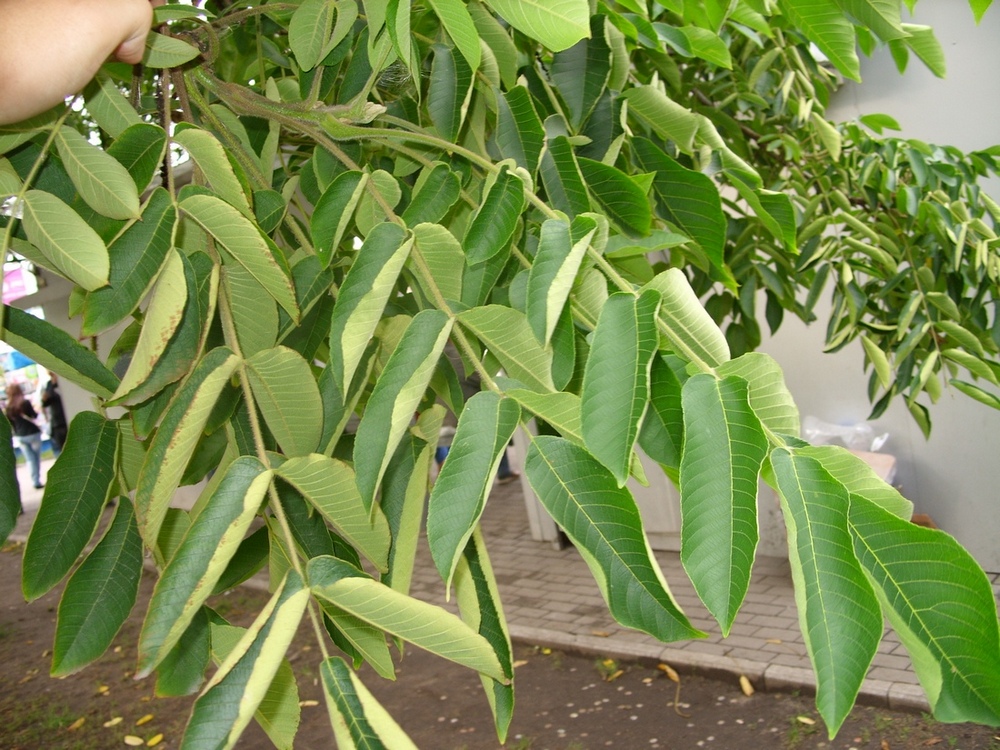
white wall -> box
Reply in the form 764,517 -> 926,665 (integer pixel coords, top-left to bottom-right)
760,0 -> 1000,571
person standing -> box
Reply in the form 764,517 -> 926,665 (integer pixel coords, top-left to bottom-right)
41,373 -> 67,456
5,384 -> 44,489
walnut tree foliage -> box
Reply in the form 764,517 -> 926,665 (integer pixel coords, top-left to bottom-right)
2,0 -> 1000,746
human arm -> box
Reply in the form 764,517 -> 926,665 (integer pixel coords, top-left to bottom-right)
0,0 -> 158,125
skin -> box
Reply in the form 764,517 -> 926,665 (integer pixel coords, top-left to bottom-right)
0,0 -> 160,125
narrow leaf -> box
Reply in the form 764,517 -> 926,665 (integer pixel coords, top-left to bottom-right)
428,392 -> 519,589
525,435 -> 703,642
137,458 -> 272,677
644,268 -> 731,370
329,222 -> 413,392
771,448 -> 882,736
354,310 -> 453,512
56,125 -> 141,220
464,167 -> 525,264
83,72 -> 142,139
52,498 -> 142,675
401,164 -> 461,227
412,223 -> 464,303
309,556 -> 507,680
181,571 -> 309,750
321,657 -> 417,749
246,347 -> 324,457
428,44 -> 473,142
0,305 -> 119,397
679,374 -> 768,635
22,412 -> 118,601
526,215 -> 596,345
289,0 -> 337,70
427,0 -> 482,71
779,0 -> 861,81
849,495 -> 1000,725
173,127 -> 253,217
135,347 -> 241,548
458,305 -> 555,392
581,291 -> 660,485
275,454 -> 392,571
495,87 -> 545,173
578,157 -> 652,236
540,135 -> 591,217
21,190 -> 109,290
0,416 -> 18,545
311,171 -> 367,267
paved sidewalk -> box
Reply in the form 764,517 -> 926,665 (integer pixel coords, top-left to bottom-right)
8,457 -> 999,715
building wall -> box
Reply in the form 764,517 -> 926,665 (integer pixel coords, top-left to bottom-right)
759,0 -> 1000,571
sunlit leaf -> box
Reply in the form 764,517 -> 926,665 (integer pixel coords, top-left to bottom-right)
246,347 -> 324,457
21,190 -> 109,291
483,0 -> 589,52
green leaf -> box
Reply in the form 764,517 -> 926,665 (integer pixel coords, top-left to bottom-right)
143,31 -> 202,68
578,158 -> 652,236
137,457 -> 272,677
901,24 -> 946,77
551,25 -> 611,129
458,305 -> 555,392
969,0 -> 993,23
779,0 -> 861,81
329,222 -> 413,393
0,416 -> 18,545
526,215 -> 597,345
21,190 -> 109,291
156,607 -> 211,697
833,0 -> 907,40
173,127 -> 253,217
464,167 -> 526,264
622,86 -> 699,152
540,135 -> 591,217
81,188 -> 175,336
848,495 -> 1000,725
110,249 -> 187,403
106,122 -> 168,192
453,527 -> 515,742
644,268 -> 731,370
355,169 -> 402,237
401,163 -> 461,227
181,571 -> 309,750
525,436 -> 702,641
0,305 -> 119,398
949,379 -> 1000,410
860,335 -> 893,389
794,445 -> 912,519
638,355 -> 685,477
382,408 -> 442,593
428,44 -> 474,142
729,177 -> 798,253
354,309 -> 453,512
83,72 -> 142,139
770,448 -> 883,736
289,0 -> 337,70
56,125 -> 140,220
717,352 -> 799,437
679,374 -> 769,635
181,193 -> 298,319
632,139 -> 727,276
135,347 -> 241,549
495,87 -> 545,174
22,412 -> 119,601
427,0 -> 482,71
506,389 -> 583,444
469,2 -> 519,87
246,347 -> 324,457
412,223 -> 464,302
224,261 -> 278,358
483,0 -> 589,52
274,454 -> 392,571
581,291 -> 660,485
427,392 -> 520,589
52,498 -> 142,675
809,112 -> 843,161
321,656 -> 418,749
309,556 -> 507,680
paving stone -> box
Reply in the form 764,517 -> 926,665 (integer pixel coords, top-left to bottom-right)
888,683 -> 930,713
764,664 -> 816,694
868,666 -> 920,685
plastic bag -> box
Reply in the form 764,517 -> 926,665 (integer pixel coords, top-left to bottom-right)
802,415 -> 888,452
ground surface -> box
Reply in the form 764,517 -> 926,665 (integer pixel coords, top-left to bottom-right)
1,540 -> 998,750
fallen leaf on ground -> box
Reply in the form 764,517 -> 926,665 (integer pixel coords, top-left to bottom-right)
299,700 -> 319,707
657,663 -> 679,682
136,714 -> 154,726
97,684 -> 110,694
605,669 -> 624,682
881,740 -> 890,750
796,716 -> 815,725
104,717 -> 123,728
512,660 -> 528,668
591,631 -> 610,637
147,734 -> 164,746
124,737 -> 144,747
765,638 -> 782,644
68,717 -> 86,731
739,674 -> 754,696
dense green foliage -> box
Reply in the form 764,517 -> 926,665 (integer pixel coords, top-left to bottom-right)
2,0 -> 1000,746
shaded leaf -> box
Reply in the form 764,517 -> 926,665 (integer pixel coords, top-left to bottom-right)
246,346 -> 324,457
458,305 -> 555,392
